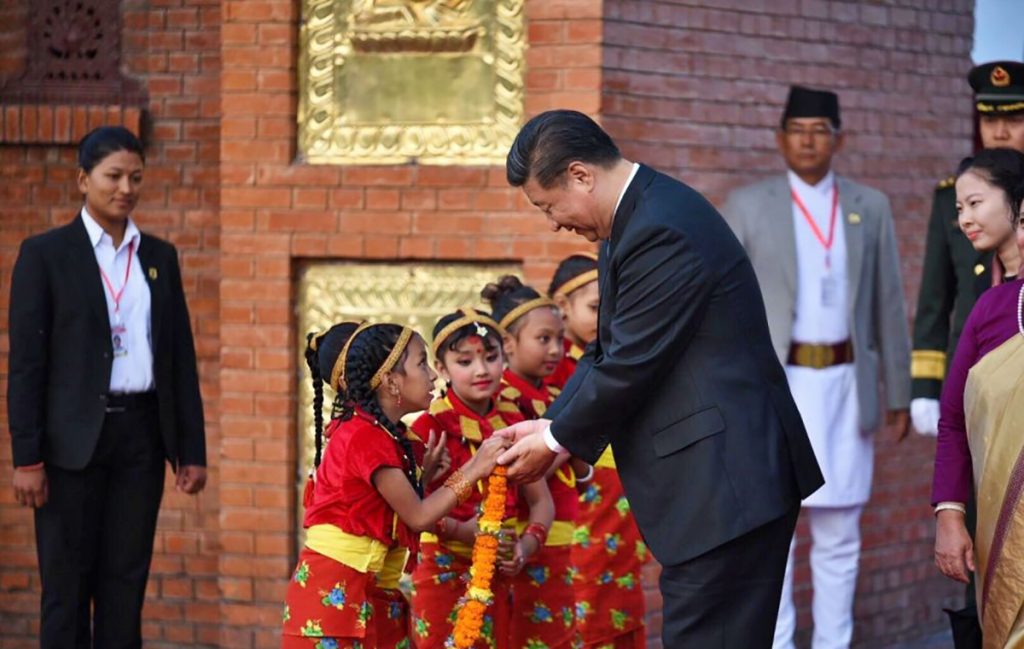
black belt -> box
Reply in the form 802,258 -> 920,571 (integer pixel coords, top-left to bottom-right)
105,391 -> 157,413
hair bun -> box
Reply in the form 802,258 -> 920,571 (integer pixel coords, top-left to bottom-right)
481,274 -> 524,307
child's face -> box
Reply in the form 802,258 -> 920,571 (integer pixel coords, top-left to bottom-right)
504,307 -> 565,381
394,335 -> 437,414
559,280 -> 598,346
437,334 -> 504,410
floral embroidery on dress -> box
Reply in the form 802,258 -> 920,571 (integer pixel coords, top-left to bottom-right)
300,619 -> 324,637
561,606 -> 574,627
529,602 -> 554,624
603,533 -> 622,555
293,561 -> 312,588
413,615 -> 431,638
320,583 -> 347,609
314,639 -> 338,649
615,573 -> 637,590
282,604 -> 291,623
614,496 -> 630,517
575,601 -> 592,623
634,540 -> 647,562
356,601 -> 373,627
610,609 -> 630,631
525,639 -> 550,649
526,564 -> 550,586
580,484 -> 602,506
572,526 -> 591,548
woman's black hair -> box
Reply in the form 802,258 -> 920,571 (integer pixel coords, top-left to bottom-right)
956,147 -> 1024,225
432,309 -> 503,361
548,253 -> 599,297
78,126 -> 145,173
306,322 -> 421,495
481,275 -> 549,335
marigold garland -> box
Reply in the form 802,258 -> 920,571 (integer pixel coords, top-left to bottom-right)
446,465 -> 508,649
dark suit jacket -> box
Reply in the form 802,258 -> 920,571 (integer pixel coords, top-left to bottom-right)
8,215 -> 206,471
545,165 -> 823,566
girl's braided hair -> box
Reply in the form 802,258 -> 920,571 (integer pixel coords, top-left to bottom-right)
305,322 -> 421,495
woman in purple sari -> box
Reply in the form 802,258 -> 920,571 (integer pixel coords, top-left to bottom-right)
933,148 -> 1024,648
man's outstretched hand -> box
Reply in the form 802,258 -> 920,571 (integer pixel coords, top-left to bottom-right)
496,418 -> 562,483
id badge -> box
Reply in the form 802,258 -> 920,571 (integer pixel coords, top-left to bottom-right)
821,275 -> 839,308
111,323 -> 128,358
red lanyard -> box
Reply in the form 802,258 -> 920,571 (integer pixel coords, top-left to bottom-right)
791,186 -> 839,270
98,241 -> 134,317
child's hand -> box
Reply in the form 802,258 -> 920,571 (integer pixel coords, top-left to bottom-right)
470,435 -> 511,477
497,530 -> 521,576
421,430 -> 450,487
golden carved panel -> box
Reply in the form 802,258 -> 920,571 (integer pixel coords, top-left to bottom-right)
294,261 -> 519,527
298,0 -> 526,165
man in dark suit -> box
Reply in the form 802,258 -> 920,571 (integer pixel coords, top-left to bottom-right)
8,126 -> 206,648
496,110 -> 824,647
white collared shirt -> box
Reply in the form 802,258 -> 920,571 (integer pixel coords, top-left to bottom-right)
81,207 -> 155,393
787,170 -> 850,343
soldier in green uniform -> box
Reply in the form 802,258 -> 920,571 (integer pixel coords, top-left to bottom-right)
911,60 -> 1024,433
912,60 -> 1024,649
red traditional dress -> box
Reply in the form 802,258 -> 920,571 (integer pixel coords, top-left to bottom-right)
282,410 -> 418,649
501,370 -> 578,649
407,390 -> 524,649
543,345 -> 648,649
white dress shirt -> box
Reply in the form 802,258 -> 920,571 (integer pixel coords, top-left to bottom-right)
787,170 -> 849,343
81,207 -> 155,393
543,162 -> 640,454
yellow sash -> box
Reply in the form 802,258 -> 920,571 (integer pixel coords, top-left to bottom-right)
419,532 -> 474,558
305,524 -> 409,588
595,445 -> 616,469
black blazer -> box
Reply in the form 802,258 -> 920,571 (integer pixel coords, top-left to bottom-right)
7,215 -> 206,471
546,165 -> 823,565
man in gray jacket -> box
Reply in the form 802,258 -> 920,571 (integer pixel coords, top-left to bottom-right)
721,86 -> 911,649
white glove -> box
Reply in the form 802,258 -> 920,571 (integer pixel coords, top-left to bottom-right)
911,398 -> 940,437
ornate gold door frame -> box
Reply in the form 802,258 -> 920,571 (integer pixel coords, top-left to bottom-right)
298,0 -> 526,165
294,260 -> 519,538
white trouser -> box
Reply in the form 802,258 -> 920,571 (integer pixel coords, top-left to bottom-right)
773,505 -> 863,649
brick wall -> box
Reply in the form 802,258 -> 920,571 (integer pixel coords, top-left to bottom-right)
601,1 -> 974,646
1,0 -> 977,647
0,0 -> 221,646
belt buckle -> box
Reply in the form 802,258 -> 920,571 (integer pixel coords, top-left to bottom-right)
797,344 -> 834,370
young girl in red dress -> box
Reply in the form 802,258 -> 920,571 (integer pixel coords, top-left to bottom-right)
282,321 -> 508,649
408,308 -> 555,649
549,256 -> 648,649
483,276 -> 582,649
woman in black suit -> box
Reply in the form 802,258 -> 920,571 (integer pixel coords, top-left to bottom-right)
8,126 -> 207,648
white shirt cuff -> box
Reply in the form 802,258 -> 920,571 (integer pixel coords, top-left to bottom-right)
542,425 -> 566,454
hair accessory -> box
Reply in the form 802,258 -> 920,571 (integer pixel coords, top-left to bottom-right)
431,308 -> 502,357
330,322 -> 372,391
370,326 -> 414,390
553,268 -> 599,299
443,467 -> 474,505
497,297 -> 556,331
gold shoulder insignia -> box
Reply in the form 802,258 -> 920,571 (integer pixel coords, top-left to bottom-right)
501,386 -> 521,400
496,400 -> 520,414
936,176 -> 955,190
429,398 -> 453,415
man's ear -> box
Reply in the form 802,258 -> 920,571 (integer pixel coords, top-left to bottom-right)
566,160 -> 596,191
